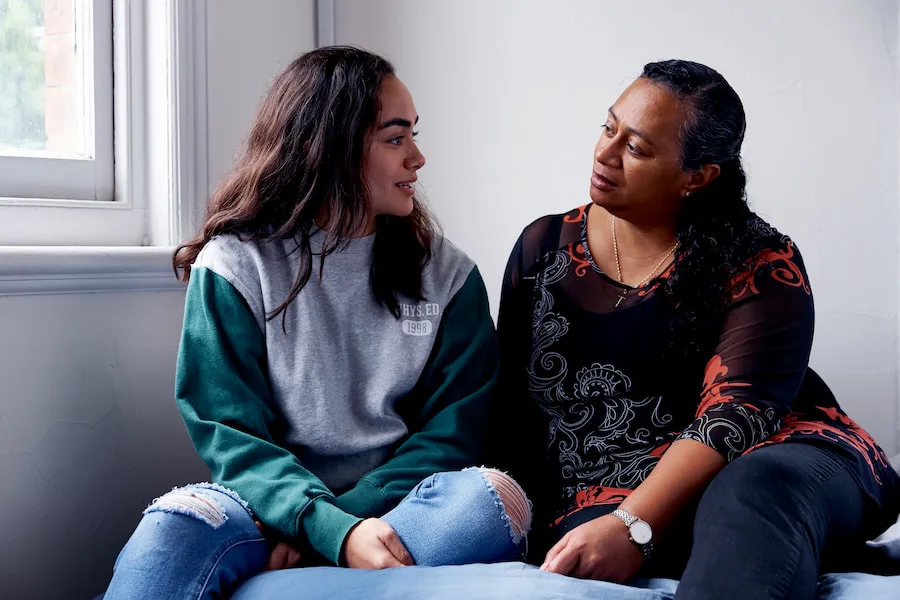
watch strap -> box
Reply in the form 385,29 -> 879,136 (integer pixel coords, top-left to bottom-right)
612,508 -> 654,560
612,508 -> 637,527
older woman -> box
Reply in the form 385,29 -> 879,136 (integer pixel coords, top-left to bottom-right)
490,59 -> 900,599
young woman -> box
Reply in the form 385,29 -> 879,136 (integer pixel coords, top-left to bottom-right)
102,46 -> 530,599
491,59 -> 900,599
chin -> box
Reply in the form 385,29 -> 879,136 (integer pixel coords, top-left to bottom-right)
384,200 -> 415,219
371,196 -> 416,220
589,186 -> 616,208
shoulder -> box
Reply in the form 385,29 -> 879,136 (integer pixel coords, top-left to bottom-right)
425,235 -> 479,301
513,205 -> 589,271
193,234 -> 291,321
196,233 -> 297,275
195,234 -> 263,286
520,205 -> 586,241
726,224 -> 812,304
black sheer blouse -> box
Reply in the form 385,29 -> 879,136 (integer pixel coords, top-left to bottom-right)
493,204 -> 897,534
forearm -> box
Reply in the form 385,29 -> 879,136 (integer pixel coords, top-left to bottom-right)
618,439 -> 725,535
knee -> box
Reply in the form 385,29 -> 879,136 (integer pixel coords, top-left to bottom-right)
143,482 -> 254,530
108,484 -> 268,595
697,451 -> 801,521
471,467 -> 533,543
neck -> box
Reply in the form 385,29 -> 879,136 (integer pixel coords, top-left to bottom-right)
361,215 -> 377,236
591,206 -> 678,258
313,211 -> 377,238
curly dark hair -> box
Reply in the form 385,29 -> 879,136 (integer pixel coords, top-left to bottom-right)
173,46 -> 435,326
641,60 -> 781,373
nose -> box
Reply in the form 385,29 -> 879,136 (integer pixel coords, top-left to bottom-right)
595,135 -> 622,169
407,142 -> 426,171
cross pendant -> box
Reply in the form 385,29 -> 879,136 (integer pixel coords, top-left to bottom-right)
615,290 -> 627,308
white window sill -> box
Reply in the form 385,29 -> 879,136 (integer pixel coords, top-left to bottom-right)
0,246 -> 185,295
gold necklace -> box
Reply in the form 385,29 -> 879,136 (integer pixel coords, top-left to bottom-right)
611,215 -> 678,308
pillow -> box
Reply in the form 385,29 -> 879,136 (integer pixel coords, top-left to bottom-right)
867,518 -> 900,560
865,454 -> 900,560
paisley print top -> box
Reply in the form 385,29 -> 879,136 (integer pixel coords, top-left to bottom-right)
492,204 -> 897,533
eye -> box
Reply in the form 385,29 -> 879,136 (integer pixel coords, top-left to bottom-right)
388,136 -> 403,146
626,142 -> 644,157
413,130 -> 419,138
601,123 -> 614,137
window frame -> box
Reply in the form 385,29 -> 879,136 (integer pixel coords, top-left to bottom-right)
0,0 -> 209,248
0,0 -> 114,202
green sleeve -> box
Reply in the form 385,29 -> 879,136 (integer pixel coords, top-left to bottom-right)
176,267 -> 360,564
335,266 -> 499,517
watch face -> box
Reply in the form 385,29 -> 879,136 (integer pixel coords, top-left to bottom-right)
630,520 -> 652,544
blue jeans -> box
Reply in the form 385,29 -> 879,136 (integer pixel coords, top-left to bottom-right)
103,482 -> 269,599
103,470 -> 526,599
102,471 -> 899,599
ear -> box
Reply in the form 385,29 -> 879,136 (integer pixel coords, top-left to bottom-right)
680,164 -> 721,198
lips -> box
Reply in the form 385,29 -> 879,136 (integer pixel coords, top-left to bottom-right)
396,179 -> 416,195
593,171 -> 618,187
591,171 -> 619,191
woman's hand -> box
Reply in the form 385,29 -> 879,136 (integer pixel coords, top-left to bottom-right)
540,514 -> 643,582
342,518 -> 415,569
255,520 -> 303,570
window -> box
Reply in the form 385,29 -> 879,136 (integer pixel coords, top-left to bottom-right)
0,0 -> 209,247
0,0 -> 113,201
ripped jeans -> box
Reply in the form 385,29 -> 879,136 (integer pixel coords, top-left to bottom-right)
102,468 -> 530,599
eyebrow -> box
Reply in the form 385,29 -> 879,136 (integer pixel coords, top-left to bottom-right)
608,109 -> 654,147
379,116 -> 419,129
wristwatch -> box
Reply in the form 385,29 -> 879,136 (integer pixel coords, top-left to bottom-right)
612,508 -> 654,560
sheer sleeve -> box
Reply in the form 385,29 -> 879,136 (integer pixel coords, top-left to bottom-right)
487,216 -> 564,498
488,231 -> 534,470
677,241 -> 815,461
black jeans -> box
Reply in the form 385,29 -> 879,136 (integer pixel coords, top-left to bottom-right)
674,442 -> 898,599
553,442 -> 899,600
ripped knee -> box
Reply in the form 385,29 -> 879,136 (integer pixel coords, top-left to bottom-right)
472,467 -> 533,543
144,483 -> 249,529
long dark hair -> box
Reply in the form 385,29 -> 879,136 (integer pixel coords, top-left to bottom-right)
642,60 -> 780,371
173,46 -> 435,325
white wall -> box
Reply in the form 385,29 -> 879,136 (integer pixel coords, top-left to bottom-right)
206,0 -> 317,194
0,2 -> 317,598
333,0 -> 900,456
3,2 -> 898,597
0,291 -> 202,599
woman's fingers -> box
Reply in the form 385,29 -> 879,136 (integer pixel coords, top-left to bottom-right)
382,528 -> 415,566
544,544 -> 580,576
266,542 -> 302,571
540,536 -> 568,571
285,547 -> 302,568
266,543 -> 288,570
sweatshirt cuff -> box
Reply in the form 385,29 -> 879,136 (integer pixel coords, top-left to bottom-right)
300,499 -> 363,565
335,479 -> 392,518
